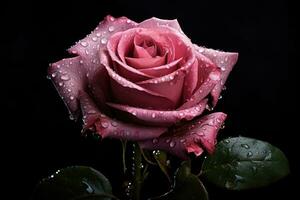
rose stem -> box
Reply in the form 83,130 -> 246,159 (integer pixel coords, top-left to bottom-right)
131,143 -> 142,200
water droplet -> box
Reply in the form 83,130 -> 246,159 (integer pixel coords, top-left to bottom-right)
111,121 -> 118,127
92,37 -> 98,42
101,121 -> 109,128
247,151 -> 253,157
218,95 -> 223,100
126,19 -> 131,23
88,110 -> 97,114
241,144 -> 250,149
169,141 -> 176,147
80,41 -> 88,47
69,114 -> 75,120
151,113 -> 156,118
225,181 -> 236,189
209,72 -> 220,81
80,60 -> 84,64
101,38 -> 107,44
82,181 -> 94,193
152,138 -> 159,144
198,132 -> 205,136
70,96 -> 74,100
59,82 -> 63,86
198,48 -> 204,53
60,75 -> 70,81
220,123 -> 225,129
234,175 -> 245,183
224,139 -> 230,144
221,67 -> 226,71
108,26 -> 115,32
96,32 -> 101,37
264,151 -> 272,160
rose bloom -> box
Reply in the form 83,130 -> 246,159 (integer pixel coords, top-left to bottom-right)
48,16 -> 238,159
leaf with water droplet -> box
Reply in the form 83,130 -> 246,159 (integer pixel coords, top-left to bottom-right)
149,161 -> 208,200
32,166 -> 114,200
201,137 -> 290,190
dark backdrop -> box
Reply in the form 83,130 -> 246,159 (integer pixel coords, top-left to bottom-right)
4,0 -> 295,199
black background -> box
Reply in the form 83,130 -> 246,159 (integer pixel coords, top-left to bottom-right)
4,0 -> 295,199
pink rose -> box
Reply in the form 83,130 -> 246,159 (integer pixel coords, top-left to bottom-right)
48,16 -> 238,159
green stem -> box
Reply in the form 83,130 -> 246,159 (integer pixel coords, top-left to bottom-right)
131,143 -> 142,200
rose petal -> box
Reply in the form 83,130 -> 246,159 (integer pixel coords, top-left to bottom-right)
68,15 -> 137,72
79,91 -> 167,140
136,47 -> 195,105
139,112 -> 227,159
133,34 -> 157,58
139,58 -> 181,77
194,45 -> 238,106
182,59 -> 198,100
125,54 -> 167,69
107,98 -> 207,126
100,50 -> 176,109
138,17 -> 183,33
179,69 -> 221,110
48,56 -> 86,119
108,31 -> 155,82
181,51 -> 219,104
133,44 -> 152,58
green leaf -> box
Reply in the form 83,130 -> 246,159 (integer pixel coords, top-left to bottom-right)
32,166 -> 115,200
150,161 -> 209,200
202,136 -> 290,190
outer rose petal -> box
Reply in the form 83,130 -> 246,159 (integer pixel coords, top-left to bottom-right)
107,99 -> 207,126
138,17 -> 183,33
194,45 -> 238,106
139,112 -> 227,159
100,50 -> 176,110
79,91 -> 167,140
49,16 -> 137,118
48,56 -> 86,118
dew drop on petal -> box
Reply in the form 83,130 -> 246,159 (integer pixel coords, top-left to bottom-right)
169,141 -> 176,147
70,96 -> 74,100
151,113 -> 156,118
80,41 -> 88,47
101,38 -> 107,44
101,121 -> 109,128
108,26 -> 115,32
111,121 -> 118,127
92,37 -> 98,42
60,75 -> 70,81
